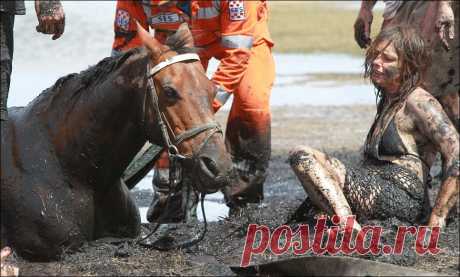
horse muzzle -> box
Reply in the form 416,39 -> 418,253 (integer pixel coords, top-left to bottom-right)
183,154 -> 232,194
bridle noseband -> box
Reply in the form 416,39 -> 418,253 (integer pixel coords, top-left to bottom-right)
144,53 -> 222,191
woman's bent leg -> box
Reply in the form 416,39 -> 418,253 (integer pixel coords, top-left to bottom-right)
289,146 -> 361,230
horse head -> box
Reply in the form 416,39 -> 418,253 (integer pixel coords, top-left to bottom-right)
137,23 -> 232,194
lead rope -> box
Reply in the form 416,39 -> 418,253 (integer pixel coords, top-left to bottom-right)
137,192 -> 208,251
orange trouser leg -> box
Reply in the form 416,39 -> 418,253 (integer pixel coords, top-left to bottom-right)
223,43 -> 275,206
155,151 -> 169,169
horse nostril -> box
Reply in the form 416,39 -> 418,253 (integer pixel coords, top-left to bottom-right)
200,156 -> 219,178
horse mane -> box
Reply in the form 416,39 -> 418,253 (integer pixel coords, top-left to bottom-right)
67,48 -> 142,90
165,30 -> 198,54
28,34 -> 195,112
39,48 -> 142,98
25,47 -> 144,114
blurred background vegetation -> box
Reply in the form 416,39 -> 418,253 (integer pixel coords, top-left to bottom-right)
268,2 -> 384,55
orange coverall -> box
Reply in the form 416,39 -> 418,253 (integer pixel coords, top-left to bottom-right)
112,0 -> 275,206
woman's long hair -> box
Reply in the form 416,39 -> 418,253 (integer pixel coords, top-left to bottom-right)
364,25 -> 431,114
363,26 -> 431,158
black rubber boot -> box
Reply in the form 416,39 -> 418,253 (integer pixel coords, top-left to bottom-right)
147,169 -> 198,224
223,158 -> 267,215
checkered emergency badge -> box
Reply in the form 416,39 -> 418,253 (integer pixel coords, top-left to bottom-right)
229,0 -> 245,21
116,9 -> 130,31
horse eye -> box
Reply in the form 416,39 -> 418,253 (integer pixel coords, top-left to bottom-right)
163,87 -> 179,99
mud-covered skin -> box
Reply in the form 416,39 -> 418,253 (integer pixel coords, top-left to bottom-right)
367,88 -> 459,226
289,147 -> 424,225
289,87 -> 459,228
406,89 -> 460,227
444,159 -> 460,181
368,41 -> 402,96
383,65 -> 399,81
288,146 -> 361,229
34,0 -> 65,40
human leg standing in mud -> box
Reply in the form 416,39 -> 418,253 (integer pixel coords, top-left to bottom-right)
354,0 -> 459,131
289,26 -> 459,229
219,37 -> 275,212
112,0 -> 275,223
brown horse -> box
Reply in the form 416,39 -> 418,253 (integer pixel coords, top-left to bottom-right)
0,24 -> 232,261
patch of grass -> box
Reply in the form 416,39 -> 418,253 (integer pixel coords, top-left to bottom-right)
268,2 -> 384,55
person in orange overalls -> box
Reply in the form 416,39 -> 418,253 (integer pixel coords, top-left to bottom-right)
112,0 -> 275,219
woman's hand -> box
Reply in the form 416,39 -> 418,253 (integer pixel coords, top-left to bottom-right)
406,90 -> 459,229
435,1 -> 455,50
428,175 -> 459,228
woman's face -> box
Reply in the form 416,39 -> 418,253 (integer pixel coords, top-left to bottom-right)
371,40 -> 401,95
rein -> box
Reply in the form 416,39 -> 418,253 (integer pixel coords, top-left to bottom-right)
137,53 -> 220,250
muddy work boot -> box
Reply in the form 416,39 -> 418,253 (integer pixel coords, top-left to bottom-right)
223,159 -> 267,215
146,168 -> 198,224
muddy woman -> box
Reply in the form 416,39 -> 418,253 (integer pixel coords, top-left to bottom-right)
289,26 -> 459,230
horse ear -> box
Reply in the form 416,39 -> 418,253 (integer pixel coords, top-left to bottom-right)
175,23 -> 194,48
136,21 -> 162,59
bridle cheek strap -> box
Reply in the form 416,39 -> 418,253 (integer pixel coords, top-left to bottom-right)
145,52 -> 222,190
145,52 -> 201,148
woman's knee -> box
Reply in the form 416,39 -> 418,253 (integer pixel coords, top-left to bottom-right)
288,146 -> 319,169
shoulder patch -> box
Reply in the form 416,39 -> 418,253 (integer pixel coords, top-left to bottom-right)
115,9 -> 131,31
229,0 -> 245,21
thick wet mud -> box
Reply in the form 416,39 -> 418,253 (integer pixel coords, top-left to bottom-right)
9,105 -> 459,276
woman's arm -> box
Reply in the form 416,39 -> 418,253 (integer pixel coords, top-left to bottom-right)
407,90 -> 459,228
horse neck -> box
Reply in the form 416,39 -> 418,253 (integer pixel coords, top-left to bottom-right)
41,50 -> 156,187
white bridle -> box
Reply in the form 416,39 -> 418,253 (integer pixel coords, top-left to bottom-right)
143,51 -> 222,189
148,53 -> 200,77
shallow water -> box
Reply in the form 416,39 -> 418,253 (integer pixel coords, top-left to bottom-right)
138,200 -> 228,223
135,175 -> 229,223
